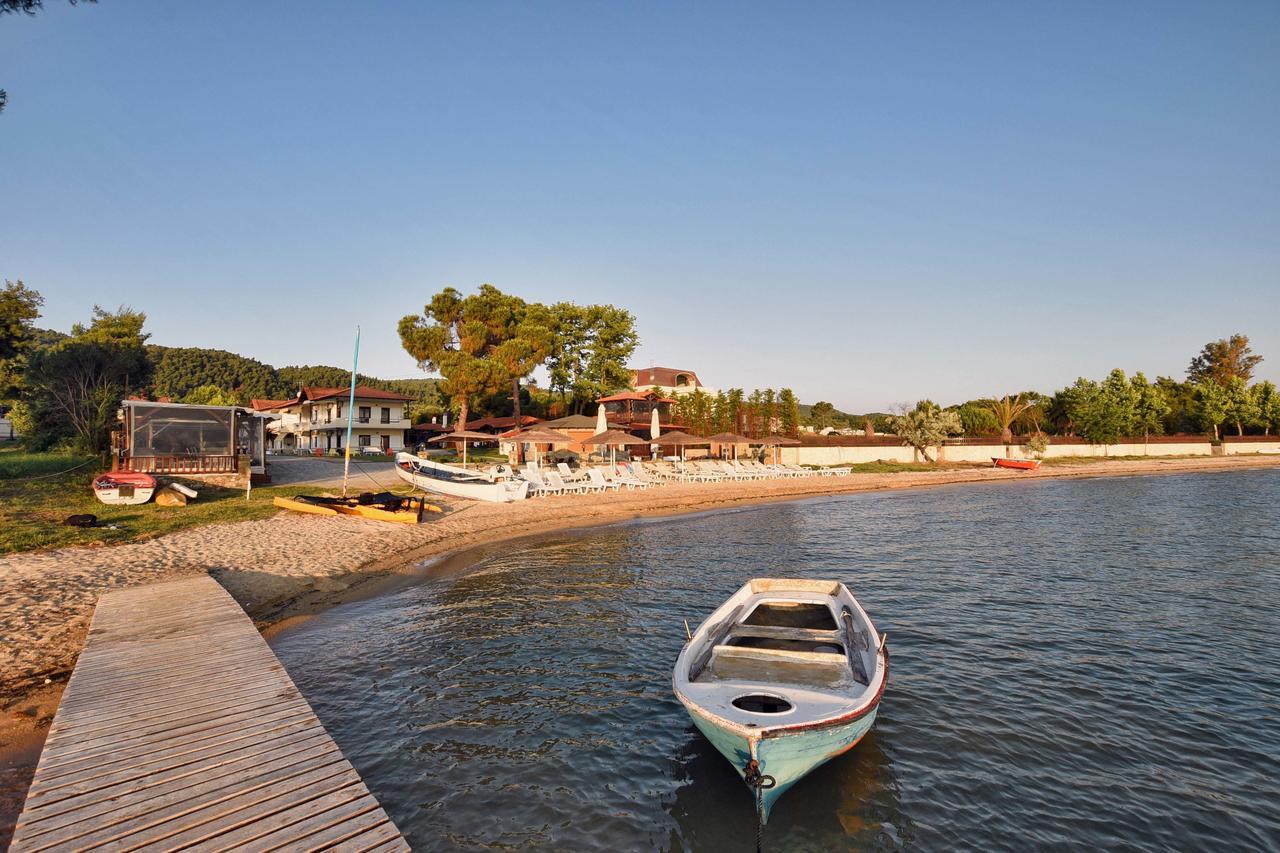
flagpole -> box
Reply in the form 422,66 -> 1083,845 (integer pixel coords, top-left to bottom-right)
341,326 -> 360,497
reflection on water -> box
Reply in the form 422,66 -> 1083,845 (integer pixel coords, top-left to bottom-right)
272,470 -> 1280,851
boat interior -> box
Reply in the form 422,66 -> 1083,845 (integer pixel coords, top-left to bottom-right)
691,580 -> 877,693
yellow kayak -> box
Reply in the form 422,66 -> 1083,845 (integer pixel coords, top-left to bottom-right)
274,494 -> 442,523
335,502 -> 442,524
273,496 -> 340,516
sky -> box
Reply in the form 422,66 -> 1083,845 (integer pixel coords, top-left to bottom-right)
2,1 -> 1277,411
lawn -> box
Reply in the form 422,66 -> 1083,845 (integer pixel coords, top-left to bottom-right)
0,448 -> 305,555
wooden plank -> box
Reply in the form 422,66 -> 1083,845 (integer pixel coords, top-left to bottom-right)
10,575 -> 408,852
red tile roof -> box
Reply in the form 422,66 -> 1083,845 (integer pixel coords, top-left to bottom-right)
303,385 -> 414,402
597,390 -> 677,403
255,386 -> 414,410
631,367 -> 702,389
464,415 -> 542,431
251,398 -> 291,411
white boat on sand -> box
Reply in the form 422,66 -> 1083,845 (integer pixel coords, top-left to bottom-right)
394,452 -> 530,503
673,578 -> 888,824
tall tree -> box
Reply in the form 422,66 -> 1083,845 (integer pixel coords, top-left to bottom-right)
777,388 -> 800,436
1253,381 -> 1280,436
745,389 -> 764,437
0,280 -> 44,398
809,401 -> 836,430
1131,372 -> 1170,443
467,286 -> 553,425
1075,369 -> 1139,445
890,400 -> 962,463
23,306 -> 150,451
543,302 -> 639,413
954,400 -> 999,436
1223,377 -> 1258,437
1193,380 -> 1230,441
398,288 -> 503,430
1187,334 -> 1263,386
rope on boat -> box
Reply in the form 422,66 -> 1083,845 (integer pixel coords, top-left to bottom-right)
743,759 -> 775,853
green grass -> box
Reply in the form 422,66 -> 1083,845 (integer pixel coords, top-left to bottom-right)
0,447 -> 310,555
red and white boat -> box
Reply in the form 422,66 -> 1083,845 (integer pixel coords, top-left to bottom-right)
992,457 -> 1041,471
92,472 -> 157,505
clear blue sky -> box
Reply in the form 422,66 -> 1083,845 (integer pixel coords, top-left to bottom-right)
3,1 -> 1277,411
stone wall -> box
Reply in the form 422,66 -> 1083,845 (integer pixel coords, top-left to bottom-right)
782,436 -> 1274,467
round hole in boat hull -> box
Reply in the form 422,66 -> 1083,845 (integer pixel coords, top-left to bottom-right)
731,693 -> 793,714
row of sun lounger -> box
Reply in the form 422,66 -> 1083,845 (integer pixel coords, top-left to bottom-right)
516,459 -> 848,497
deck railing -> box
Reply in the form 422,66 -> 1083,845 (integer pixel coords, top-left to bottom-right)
119,454 -> 238,474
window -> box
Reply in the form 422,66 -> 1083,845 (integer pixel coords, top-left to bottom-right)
358,434 -> 371,447
359,406 -> 371,423
675,374 -> 691,387
380,407 -> 391,424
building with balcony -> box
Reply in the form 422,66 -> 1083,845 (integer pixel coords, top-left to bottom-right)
255,386 -> 414,453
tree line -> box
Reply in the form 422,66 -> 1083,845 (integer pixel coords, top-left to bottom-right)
888,335 -> 1276,457
0,281 -> 444,451
670,388 -> 802,438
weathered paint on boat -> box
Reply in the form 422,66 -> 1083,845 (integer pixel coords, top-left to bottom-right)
673,579 -> 888,823
687,702 -> 882,819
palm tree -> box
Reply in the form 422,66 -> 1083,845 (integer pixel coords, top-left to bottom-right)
986,394 -> 1033,446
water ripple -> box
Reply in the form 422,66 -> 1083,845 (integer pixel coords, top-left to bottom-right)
273,470 -> 1280,851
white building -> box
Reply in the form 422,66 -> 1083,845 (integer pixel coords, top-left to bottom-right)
254,386 -> 414,453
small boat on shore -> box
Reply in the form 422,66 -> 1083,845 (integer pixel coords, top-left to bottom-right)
273,492 -> 441,523
395,452 -> 530,503
92,472 -> 157,505
992,457 -> 1042,471
673,579 -> 888,824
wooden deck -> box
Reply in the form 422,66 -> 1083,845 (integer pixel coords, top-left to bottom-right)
10,576 -> 408,852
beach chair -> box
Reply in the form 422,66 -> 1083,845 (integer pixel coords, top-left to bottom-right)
644,462 -> 681,482
684,461 -> 724,481
557,462 -> 590,484
586,468 -> 621,491
626,462 -> 663,487
523,467 -> 563,496
612,463 -> 651,489
730,460 -> 769,479
545,469 -> 586,495
710,460 -> 752,480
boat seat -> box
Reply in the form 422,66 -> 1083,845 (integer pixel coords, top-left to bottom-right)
708,644 -> 850,689
728,625 -> 841,643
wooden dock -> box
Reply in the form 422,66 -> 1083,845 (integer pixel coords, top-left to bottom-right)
10,576 -> 408,851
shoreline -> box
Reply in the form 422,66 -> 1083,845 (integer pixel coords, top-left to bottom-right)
2,454 -> 1279,840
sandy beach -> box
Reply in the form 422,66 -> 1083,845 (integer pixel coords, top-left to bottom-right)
2,454 -> 1278,837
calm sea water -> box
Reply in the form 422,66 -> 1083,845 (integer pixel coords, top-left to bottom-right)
272,471 -> 1280,851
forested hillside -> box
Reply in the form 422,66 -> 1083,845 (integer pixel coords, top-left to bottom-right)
146,346 -> 441,413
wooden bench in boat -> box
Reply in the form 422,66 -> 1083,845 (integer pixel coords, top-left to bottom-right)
9,575 -> 408,852
707,644 -> 851,688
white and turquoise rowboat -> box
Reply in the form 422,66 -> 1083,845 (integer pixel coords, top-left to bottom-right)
673,578 -> 888,823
